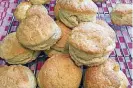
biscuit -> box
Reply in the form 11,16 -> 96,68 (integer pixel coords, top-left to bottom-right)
0,65 -> 36,88
69,21 -> 116,66
16,13 -> 61,50
52,21 -> 71,52
38,54 -> 82,88
57,0 -> 98,28
0,32 -> 40,64
111,4 -> 133,26
14,1 -> 31,21
84,59 -> 128,88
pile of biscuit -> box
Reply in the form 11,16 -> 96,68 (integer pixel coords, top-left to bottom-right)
0,0 -> 132,88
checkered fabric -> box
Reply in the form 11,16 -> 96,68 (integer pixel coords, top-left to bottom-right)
0,0 -> 18,41
0,0 -> 132,88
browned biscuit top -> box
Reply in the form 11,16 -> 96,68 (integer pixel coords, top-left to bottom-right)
57,0 -> 98,14
112,4 -> 132,14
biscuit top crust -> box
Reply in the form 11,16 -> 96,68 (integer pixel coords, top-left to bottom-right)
57,0 -> 98,14
112,4 -> 132,14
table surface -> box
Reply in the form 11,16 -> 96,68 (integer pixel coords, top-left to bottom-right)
0,0 -> 132,88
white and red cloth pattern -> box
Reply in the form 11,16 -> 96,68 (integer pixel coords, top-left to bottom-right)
0,0 -> 18,41
0,0 -> 132,88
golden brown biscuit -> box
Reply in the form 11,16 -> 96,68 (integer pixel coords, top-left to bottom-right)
38,54 -> 82,88
54,3 -> 61,19
14,1 -> 32,21
29,0 -> 50,5
84,59 -> 128,88
0,65 -> 36,88
14,2 -> 48,21
52,21 -> 71,52
111,4 -> 133,26
69,22 -> 116,66
44,21 -> 71,57
0,32 -> 40,64
57,0 -> 98,28
16,12 -> 61,50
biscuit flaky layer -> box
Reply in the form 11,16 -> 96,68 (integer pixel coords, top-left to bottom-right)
59,10 -> 97,28
69,44 -> 109,66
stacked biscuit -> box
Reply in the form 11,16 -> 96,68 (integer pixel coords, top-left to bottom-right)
0,0 -> 130,88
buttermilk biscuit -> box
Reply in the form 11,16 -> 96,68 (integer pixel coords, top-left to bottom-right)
52,21 -> 71,52
14,1 -> 32,21
16,11 -> 61,50
14,1 -> 48,21
0,65 -> 36,88
69,22 -> 116,66
111,4 -> 133,26
38,54 -> 82,88
57,0 -> 98,28
84,59 -> 128,88
29,0 -> 50,4
0,32 -> 39,64
45,21 -> 71,57
54,3 -> 61,20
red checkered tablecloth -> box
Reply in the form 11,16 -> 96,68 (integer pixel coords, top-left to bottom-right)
0,0 -> 132,88
0,0 -> 17,41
